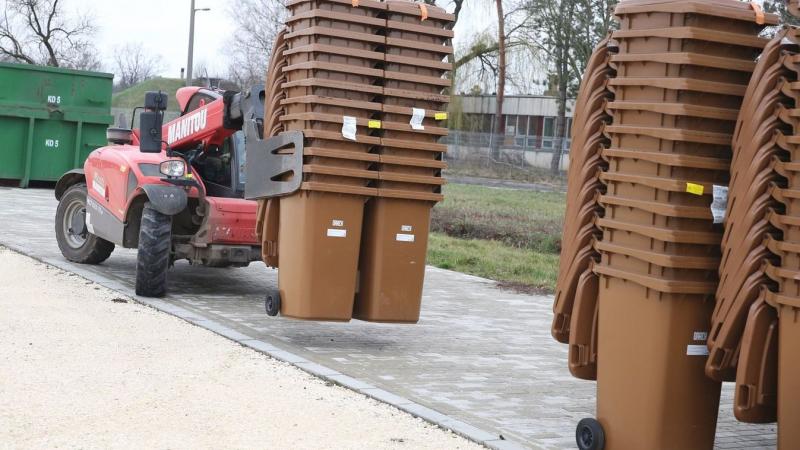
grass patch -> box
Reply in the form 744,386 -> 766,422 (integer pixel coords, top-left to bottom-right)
112,77 -> 186,110
427,233 -> 559,293
431,183 -> 566,253
427,184 -> 566,293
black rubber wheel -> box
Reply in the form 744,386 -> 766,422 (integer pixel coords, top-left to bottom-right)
54,183 -> 114,264
265,290 -> 281,316
135,202 -> 172,297
576,418 -> 605,450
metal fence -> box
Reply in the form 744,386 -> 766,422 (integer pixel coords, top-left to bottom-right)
443,130 -> 570,178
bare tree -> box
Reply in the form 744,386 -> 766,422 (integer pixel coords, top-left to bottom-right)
112,43 -> 161,89
0,0 -> 100,70
520,0 -> 616,173
763,0 -> 800,28
452,0 -> 532,92
226,0 -> 287,88
491,0 -> 506,158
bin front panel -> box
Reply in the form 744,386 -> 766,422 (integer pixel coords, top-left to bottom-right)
30,119 -> 77,182
0,116 -> 29,179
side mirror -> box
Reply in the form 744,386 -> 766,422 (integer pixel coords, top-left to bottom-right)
139,91 -> 169,153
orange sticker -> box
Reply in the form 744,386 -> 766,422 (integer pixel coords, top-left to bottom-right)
352,0 -> 359,7
750,1 -> 765,25
419,3 -> 428,21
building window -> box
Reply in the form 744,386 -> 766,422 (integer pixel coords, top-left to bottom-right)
543,117 -> 555,149
504,115 -> 517,135
544,117 -> 555,137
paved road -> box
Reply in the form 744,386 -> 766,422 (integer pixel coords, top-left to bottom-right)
0,187 -> 777,449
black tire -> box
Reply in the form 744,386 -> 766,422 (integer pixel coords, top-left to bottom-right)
54,183 -> 114,264
576,418 -> 605,450
265,290 -> 281,316
135,203 -> 172,297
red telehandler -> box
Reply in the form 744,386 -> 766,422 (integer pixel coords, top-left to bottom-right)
54,86 -> 274,298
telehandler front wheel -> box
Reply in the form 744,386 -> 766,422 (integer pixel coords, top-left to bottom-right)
135,203 -> 172,297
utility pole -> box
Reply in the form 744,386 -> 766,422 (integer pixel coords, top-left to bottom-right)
186,0 -> 210,86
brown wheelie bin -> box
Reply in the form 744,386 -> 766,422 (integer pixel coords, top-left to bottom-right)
592,270 -> 722,450
571,2 -> 777,448
568,265 -> 600,380
733,292 -> 778,423
352,1 -> 453,323
553,38 -> 615,344
262,0 -> 386,320
770,288 -> 800,447
707,42 -> 790,381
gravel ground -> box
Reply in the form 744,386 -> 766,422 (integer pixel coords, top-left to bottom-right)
0,247 -> 482,450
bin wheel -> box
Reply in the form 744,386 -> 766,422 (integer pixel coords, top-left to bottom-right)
265,290 -> 281,316
576,418 -> 605,450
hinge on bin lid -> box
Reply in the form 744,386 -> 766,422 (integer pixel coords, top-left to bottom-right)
243,120 -> 304,200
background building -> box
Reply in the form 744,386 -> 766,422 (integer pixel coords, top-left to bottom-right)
447,95 -> 576,171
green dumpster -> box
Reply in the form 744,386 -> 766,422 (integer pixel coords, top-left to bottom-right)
0,62 -> 113,187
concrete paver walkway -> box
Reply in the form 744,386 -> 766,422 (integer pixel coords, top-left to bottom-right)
0,187 -> 777,449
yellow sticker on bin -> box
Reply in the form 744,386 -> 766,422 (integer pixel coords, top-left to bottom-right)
368,120 -> 382,129
435,112 -> 448,120
686,183 -> 704,196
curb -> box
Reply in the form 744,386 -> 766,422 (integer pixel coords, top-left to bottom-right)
0,242 -> 532,450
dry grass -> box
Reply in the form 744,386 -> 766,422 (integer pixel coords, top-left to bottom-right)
427,184 -> 565,293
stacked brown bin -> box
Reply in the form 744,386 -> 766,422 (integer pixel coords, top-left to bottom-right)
271,0 -> 388,321
256,29 -> 290,269
253,0 -> 452,322
552,36 -> 617,381
354,1 -> 453,323
580,2 -> 776,449
764,35 -> 800,448
705,29 -> 793,426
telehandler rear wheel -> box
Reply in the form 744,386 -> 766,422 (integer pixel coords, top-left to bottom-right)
135,203 -> 172,297
55,183 -> 114,264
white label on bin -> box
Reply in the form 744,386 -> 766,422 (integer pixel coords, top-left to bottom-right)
693,331 -> 708,342
332,219 -> 344,227
401,225 -> 413,232
327,228 -> 347,238
711,185 -> 728,224
686,345 -> 709,356
342,116 -> 357,141
410,108 -> 426,130
396,233 -> 415,242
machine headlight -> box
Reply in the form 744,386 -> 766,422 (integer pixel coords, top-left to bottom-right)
159,160 -> 186,177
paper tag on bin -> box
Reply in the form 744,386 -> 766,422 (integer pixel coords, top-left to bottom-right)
342,116 -> 357,141
711,185 -> 728,224
410,108 -> 426,130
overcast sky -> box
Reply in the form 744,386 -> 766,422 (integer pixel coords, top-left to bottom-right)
75,0 -> 491,80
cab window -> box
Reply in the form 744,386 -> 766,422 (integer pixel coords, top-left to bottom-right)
184,93 -> 215,115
